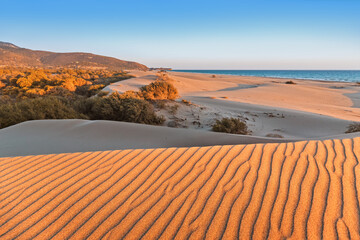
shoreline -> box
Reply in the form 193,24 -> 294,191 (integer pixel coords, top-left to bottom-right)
170,70 -> 360,84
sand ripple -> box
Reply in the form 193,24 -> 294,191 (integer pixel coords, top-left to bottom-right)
1,138 -> 360,239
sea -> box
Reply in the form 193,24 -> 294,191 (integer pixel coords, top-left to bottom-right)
172,70 -> 360,83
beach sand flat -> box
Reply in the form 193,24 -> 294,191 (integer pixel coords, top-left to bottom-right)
105,71 -> 360,122
102,70 -> 360,139
1,137 -> 359,239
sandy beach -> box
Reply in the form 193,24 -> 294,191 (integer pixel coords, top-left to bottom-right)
104,70 -> 360,137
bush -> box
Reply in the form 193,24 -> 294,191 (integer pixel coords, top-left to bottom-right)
212,117 -> 249,135
346,122 -> 360,133
88,93 -> 165,125
97,90 -> 109,97
118,90 -> 142,99
16,77 -> 33,88
76,84 -> 105,97
25,88 -> 46,98
140,81 -> 178,100
0,96 -> 86,129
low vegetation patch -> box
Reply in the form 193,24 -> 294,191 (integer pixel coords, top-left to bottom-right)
0,96 -> 86,128
285,80 -> 296,84
212,117 -> 249,135
345,122 -> 360,133
0,67 -> 133,100
0,68 -> 182,128
140,81 -> 178,100
88,93 -> 165,125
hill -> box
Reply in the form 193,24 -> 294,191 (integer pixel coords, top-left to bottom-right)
0,41 -> 148,71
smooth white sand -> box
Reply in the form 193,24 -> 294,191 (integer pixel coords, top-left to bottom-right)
0,119 -> 359,157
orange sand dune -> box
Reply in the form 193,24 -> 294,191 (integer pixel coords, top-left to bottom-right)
1,138 -> 360,239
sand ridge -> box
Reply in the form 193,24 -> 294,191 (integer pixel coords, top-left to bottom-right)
1,137 -> 360,239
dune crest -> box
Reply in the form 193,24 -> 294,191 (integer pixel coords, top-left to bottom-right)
1,138 -> 359,239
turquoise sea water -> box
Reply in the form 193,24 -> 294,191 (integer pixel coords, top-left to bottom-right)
172,70 -> 360,83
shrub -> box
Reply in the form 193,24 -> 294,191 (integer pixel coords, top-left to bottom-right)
212,117 -> 249,135
76,84 -> 105,97
346,122 -> 360,133
88,93 -> 165,125
16,77 -> 33,88
97,90 -> 109,97
119,90 -> 142,99
140,81 -> 178,100
0,96 -> 86,129
0,81 -> 6,89
25,88 -> 46,98
46,86 -> 74,97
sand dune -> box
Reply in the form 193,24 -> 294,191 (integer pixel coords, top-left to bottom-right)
1,137 -> 359,239
1,119 -> 359,158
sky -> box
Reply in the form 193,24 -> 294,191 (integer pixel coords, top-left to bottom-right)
1,0 -> 360,69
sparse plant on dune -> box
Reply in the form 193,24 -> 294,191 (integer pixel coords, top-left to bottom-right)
346,122 -> 360,133
212,117 -> 249,135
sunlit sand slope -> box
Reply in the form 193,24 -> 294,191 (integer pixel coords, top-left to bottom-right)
1,138 -> 360,239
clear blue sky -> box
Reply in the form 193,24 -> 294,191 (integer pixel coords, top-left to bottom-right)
1,0 -> 359,69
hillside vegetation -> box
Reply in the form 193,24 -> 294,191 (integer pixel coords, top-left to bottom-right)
0,41 -> 148,70
0,68 -> 179,128
0,67 -> 133,100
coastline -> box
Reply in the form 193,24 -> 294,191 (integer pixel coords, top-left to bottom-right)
170,70 -> 360,84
